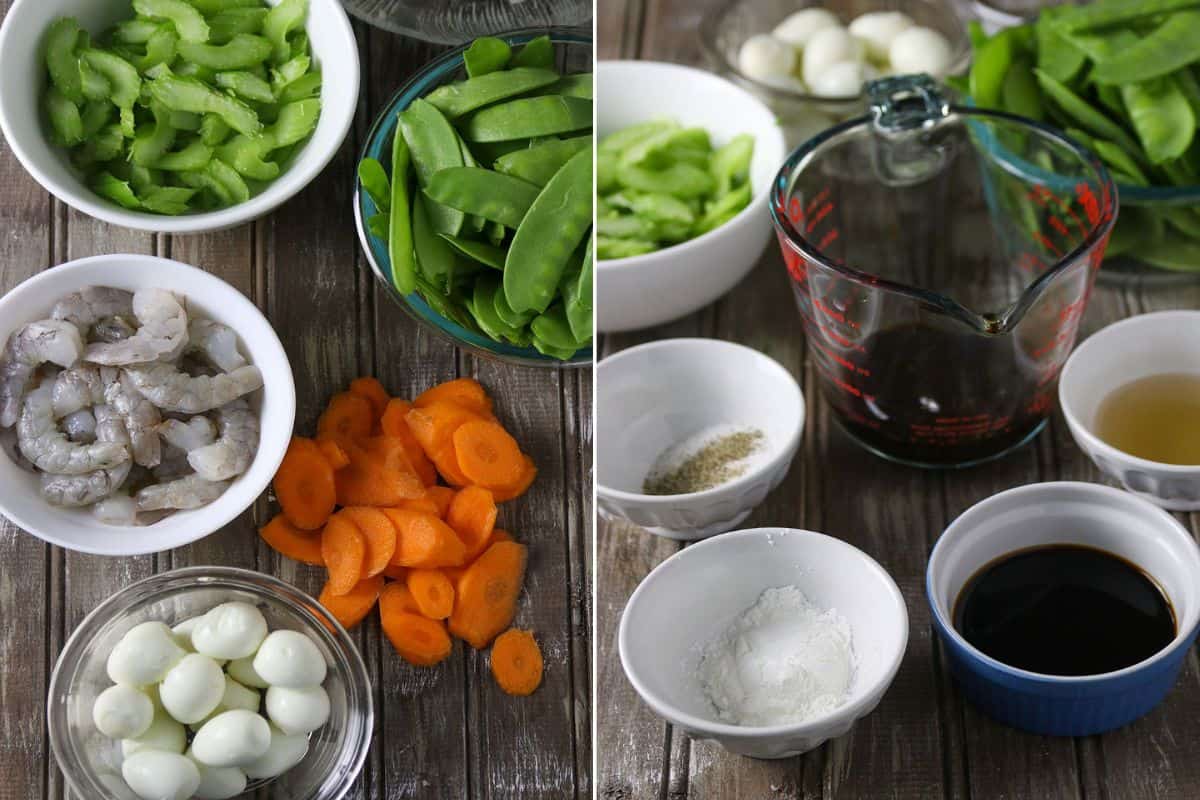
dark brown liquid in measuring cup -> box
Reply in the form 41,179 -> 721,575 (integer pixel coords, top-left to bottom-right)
822,322 -> 1048,466
953,544 -> 1175,676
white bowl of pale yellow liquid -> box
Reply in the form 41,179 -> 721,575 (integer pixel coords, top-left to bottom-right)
1059,310 -> 1200,511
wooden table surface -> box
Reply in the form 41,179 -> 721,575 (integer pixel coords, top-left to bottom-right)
597,3 -> 1200,798
0,13 -> 592,800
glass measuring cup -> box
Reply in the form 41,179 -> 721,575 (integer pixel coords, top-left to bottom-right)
770,75 -> 1117,468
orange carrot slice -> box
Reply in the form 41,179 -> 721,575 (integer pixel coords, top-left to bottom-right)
382,564 -> 408,581
322,513 -> 366,596
318,391 -> 375,441
405,401 -> 481,458
490,628 -> 543,696
340,506 -> 398,579
395,497 -> 442,515
447,486 -> 497,561
379,582 -> 452,666
259,513 -> 325,566
425,485 -> 455,519
448,540 -> 528,649
317,438 -> 351,470
274,437 -> 337,530
335,435 -> 426,507
432,442 -> 471,487
381,399 -> 439,486
490,456 -> 538,502
406,569 -> 455,619
489,528 -> 514,545
381,509 -> 467,568
319,574 -> 384,630
349,377 -> 390,421
413,377 -> 494,419
453,420 -> 526,488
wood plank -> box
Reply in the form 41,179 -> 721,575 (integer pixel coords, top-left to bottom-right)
566,369 -> 595,799
597,0 -> 644,60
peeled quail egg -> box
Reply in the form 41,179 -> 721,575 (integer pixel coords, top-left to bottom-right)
738,33 -> 796,83
191,709 -> 272,767
265,685 -> 331,736
190,676 -> 262,731
191,602 -> 268,660
226,654 -> 269,689
170,617 -> 200,651
120,751 -> 201,800
188,749 -> 248,800
803,27 -> 864,85
253,630 -> 327,688
243,724 -> 310,780
122,710 -> 187,757
889,26 -> 954,76
772,8 -> 840,47
107,622 -> 187,687
159,654 -> 225,724
848,11 -> 915,61
808,60 -> 875,98
93,684 -> 154,739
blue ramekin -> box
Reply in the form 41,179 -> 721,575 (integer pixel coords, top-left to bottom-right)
926,482 -> 1200,736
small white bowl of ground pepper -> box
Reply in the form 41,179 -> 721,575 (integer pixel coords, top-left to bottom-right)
596,338 -> 805,540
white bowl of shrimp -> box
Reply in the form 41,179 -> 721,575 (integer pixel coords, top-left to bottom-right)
0,254 -> 295,555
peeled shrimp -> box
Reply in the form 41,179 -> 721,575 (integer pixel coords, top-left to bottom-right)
18,383 -> 128,475
51,365 -> 107,418
62,409 -> 97,442
84,289 -> 188,366
135,474 -> 229,511
92,316 -> 137,343
41,407 -> 133,505
93,494 -> 137,525
0,320 -> 84,427
153,445 -> 193,481
157,416 -> 216,452
188,401 -> 259,481
124,363 -> 263,414
106,372 -> 162,467
187,319 -> 247,373
51,286 -> 133,334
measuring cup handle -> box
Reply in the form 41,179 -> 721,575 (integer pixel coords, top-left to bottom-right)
868,74 -> 952,134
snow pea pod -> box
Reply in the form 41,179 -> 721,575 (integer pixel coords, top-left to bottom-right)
358,157 -> 390,211
397,98 -> 465,236
440,234 -> 505,271
493,135 -> 591,186
1091,11 -> 1200,84
462,96 -> 592,142
1001,59 -> 1044,121
44,88 -> 84,146
970,28 -> 1013,109
178,34 -> 272,69
133,0 -> 209,43
216,70 -> 274,102
424,167 -> 541,229
493,286 -> 534,328
389,121 -> 417,294
562,235 -> 592,344
44,17 -> 86,102
504,147 -> 592,314
424,67 -> 559,119
263,0 -> 306,64
412,195 -> 456,290
149,74 -> 262,135
530,302 -> 584,351
1054,0 -> 1200,33
511,35 -> 553,69
1033,69 -> 1144,158
1138,231 -> 1200,272
366,213 -> 388,240
1034,12 -> 1085,84
530,337 -> 576,360
552,72 -> 591,99
463,37 -> 510,77
1121,77 -> 1195,164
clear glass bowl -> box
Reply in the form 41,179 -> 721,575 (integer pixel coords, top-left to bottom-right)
353,28 -> 593,368
1092,176 -> 1200,285
48,567 -> 373,800
339,0 -> 590,44
699,0 -> 972,145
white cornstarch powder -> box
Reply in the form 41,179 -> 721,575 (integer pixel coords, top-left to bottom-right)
698,585 -> 855,726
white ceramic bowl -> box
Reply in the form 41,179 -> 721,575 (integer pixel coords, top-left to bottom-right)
619,528 -> 908,759
1059,310 -> 1200,510
0,0 -> 358,233
596,61 -> 788,332
0,254 -> 295,555
596,338 -> 804,540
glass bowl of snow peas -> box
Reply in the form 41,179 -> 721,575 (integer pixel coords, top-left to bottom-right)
0,0 -> 358,233
354,29 -> 593,367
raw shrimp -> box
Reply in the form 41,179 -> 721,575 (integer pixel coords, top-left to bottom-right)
153,445 -> 193,481
84,289 -> 188,366
62,409 -> 97,442
18,383 -> 129,474
187,319 -> 247,373
51,286 -> 133,334
93,494 -> 137,525
157,416 -> 216,452
92,316 -> 136,343
135,474 -> 229,511
188,401 -> 259,481
124,363 -> 262,414
51,365 -> 107,418
0,320 -> 84,427
106,372 -> 162,467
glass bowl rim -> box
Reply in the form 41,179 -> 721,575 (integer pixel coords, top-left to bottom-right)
46,565 -> 374,800
353,27 -> 593,369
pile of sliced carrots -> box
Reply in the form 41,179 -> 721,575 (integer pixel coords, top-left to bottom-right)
261,376 -> 543,696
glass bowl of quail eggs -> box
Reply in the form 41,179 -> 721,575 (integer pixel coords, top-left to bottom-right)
47,567 -> 373,800
700,0 -> 972,143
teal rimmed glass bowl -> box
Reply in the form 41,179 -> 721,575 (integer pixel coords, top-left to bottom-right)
353,28 -> 593,368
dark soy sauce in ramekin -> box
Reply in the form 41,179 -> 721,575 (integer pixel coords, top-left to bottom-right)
953,544 -> 1175,676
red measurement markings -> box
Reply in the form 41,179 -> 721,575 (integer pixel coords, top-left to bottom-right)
1035,230 -> 1062,258
806,201 -> 834,234
806,187 -> 831,217
810,337 -> 871,377
909,413 -> 1009,442
1017,251 -> 1045,274
1030,298 -> 1086,359
1076,182 -> 1100,226
787,196 -> 805,228
818,227 -> 839,251
781,241 -> 807,282
1025,391 -> 1053,416
1028,185 -> 1088,239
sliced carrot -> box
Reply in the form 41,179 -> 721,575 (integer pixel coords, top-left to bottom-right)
489,528 -> 514,545
432,442 -> 471,487
448,540 -> 528,649
406,569 -> 455,620
383,564 -> 408,581
413,377 -> 494,419
317,438 -> 351,470
259,513 -> 325,566
453,420 -> 526,489
317,391 -> 375,441
447,486 -> 498,561
490,456 -> 538,502
380,398 -> 412,437
274,437 -> 337,530
405,401 -> 481,458
490,628 -> 543,696
379,582 -> 452,666
381,508 -> 467,568
349,377 -> 390,421
340,507 -> 398,579
335,435 -> 426,507
395,497 -> 442,515
322,513 -> 366,596
319,574 -> 384,630
425,485 -> 455,519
